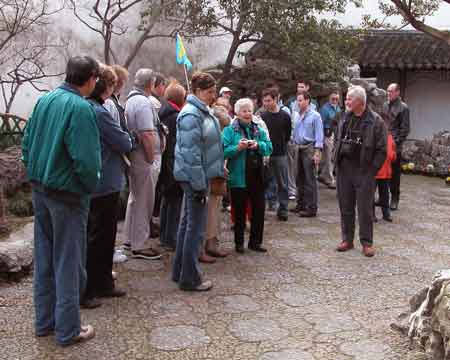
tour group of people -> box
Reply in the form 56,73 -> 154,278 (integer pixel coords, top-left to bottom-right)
22,56 -> 410,346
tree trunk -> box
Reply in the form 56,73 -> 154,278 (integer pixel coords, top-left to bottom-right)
218,33 -> 242,90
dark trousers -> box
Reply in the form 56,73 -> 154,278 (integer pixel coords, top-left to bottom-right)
230,173 -> 265,247
390,154 -> 401,201
376,179 -> 391,218
85,192 -> 120,298
296,146 -> 318,212
160,194 -> 183,249
337,159 -> 376,246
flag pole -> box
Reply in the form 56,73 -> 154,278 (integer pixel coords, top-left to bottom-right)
183,63 -> 191,93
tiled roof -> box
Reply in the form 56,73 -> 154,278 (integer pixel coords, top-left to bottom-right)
358,30 -> 450,70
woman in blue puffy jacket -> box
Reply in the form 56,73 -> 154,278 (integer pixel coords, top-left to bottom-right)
172,72 -> 224,291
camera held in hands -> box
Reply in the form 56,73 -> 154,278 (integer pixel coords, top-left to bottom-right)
339,135 -> 362,159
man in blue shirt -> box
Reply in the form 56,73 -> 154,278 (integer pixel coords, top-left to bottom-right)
319,92 -> 341,189
292,92 -> 324,217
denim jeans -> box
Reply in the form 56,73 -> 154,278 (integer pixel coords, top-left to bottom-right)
32,187 -> 89,346
269,155 -> 289,216
172,182 -> 208,289
160,194 -> 183,249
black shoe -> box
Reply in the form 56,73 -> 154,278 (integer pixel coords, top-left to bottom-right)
290,206 -> 304,213
235,244 -> 245,254
390,198 -> 399,211
248,245 -> 267,253
277,214 -> 288,221
383,215 -> 393,222
96,288 -> 127,298
80,297 -> 102,309
298,210 -> 317,218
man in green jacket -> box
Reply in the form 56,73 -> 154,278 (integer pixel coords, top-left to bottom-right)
22,56 -> 101,346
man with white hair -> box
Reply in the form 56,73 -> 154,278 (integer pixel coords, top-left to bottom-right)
334,85 -> 387,257
123,68 -> 162,260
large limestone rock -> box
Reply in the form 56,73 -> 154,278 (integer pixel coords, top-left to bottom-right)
392,270 -> 450,359
0,222 -> 33,278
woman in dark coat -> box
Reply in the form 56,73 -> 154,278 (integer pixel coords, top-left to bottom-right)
158,82 -> 187,251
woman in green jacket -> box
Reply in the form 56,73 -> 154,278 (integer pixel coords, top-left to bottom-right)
222,98 -> 272,254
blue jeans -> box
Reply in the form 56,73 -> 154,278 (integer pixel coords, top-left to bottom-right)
32,187 -> 89,346
172,183 -> 208,289
269,155 -> 289,216
159,194 -> 183,249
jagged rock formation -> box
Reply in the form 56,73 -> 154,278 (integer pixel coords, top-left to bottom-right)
392,270 -> 450,359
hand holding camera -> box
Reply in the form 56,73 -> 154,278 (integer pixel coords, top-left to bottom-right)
238,138 -> 249,151
247,140 -> 258,150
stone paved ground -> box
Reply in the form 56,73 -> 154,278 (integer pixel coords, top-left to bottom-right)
1,175 -> 449,360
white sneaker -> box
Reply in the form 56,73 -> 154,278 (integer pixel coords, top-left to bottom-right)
113,250 -> 127,263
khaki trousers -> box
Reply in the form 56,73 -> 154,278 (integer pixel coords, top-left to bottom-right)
320,135 -> 335,185
205,194 -> 222,240
124,154 -> 161,251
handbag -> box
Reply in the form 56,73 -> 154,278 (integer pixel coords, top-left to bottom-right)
210,177 -> 227,196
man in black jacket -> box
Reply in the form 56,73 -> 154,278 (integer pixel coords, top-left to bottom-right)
384,83 -> 410,210
334,86 -> 387,257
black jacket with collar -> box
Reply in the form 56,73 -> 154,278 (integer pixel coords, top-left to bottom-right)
333,108 -> 387,174
383,97 -> 410,149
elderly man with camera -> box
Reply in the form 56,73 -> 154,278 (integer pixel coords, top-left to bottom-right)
334,86 -> 387,257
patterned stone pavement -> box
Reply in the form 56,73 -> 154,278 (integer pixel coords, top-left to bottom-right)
1,175 -> 449,359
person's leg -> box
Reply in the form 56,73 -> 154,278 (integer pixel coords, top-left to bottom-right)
177,183 -> 209,290
248,179 -> 266,248
336,162 -> 357,245
159,195 -> 169,246
390,155 -> 401,208
321,135 -> 335,186
48,193 -> 89,346
124,164 -> 152,251
32,190 -> 56,337
172,193 -> 187,283
356,171 -> 376,247
378,179 -> 391,220
230,188 -> 247,249
265,165 -> 277,210
160,195 -> 182,249
272,155 -> 289,217
287,142 -> 298,197
300,147 -> 318,214
296,148 -> 305,211
86,192 -> 120,297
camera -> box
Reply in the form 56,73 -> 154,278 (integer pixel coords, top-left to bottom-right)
339,136 -> 362,158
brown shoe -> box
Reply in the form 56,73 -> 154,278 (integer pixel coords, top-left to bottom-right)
362,245 -> 375,257
199,253 -> 216,263
336,241 -> 354,252
205,237 -> 229,258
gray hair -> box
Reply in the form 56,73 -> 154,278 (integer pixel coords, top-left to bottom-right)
134,68 -> 154,90
234,98 -> 254,114
347,85 -> 366,105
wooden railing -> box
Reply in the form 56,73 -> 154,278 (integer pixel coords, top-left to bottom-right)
0,113 -> 27,150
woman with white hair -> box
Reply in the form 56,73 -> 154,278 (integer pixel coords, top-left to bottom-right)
222,98 -> 273,254
333,85 -> 387,258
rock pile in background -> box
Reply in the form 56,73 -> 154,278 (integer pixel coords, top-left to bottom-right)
402,132 -> 450,177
